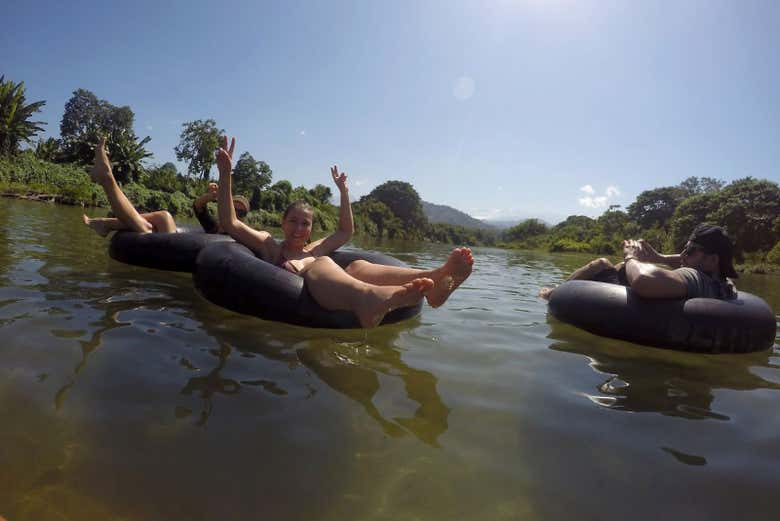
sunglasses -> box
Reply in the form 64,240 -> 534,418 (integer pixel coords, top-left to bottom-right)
234,206 -> 248,219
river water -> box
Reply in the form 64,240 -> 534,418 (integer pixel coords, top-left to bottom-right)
1,198 -> 779,521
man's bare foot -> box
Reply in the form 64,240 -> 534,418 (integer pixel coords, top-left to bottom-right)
82,214 -> 111,237
538,287 -> 555,300
426,247 -> 474,308
89,136 -> 111,184
356,277 -> 434,328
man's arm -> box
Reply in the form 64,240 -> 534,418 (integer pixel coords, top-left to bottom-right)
636,239 -> 681,268
192,183 -> 218,233
623,240 -> 687,299
623,258 -> 687,299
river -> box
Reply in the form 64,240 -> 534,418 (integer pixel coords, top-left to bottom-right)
1,198 -> 778,521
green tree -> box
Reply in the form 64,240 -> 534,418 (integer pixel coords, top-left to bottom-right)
679,176 -> 725,197
670,177 -> 780,257
669,194 -> 718,250
368,180 -> 428,231
144,162 -> 180,192
627,186 -> 686,230
59,88 -> 142,165
597,208 -> 635,238
504,218 -> 549,242
708,178 -> 780,255
309,184 -> 333,205
175,119 -> 223,179
110,133 -> 152,183
255,180 -> 293,212
34,137 -> 62,162
0,75 -> 47,156
232,152 -> 272,196
358,199 -> 395,238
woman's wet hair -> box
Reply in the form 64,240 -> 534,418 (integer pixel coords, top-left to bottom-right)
283,200 -> 314,219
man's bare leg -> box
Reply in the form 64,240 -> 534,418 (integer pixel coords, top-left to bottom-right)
345,247 -> 474,308
539,257 -> 616,300
89,136 -> 154,234
565,257 -> 615,281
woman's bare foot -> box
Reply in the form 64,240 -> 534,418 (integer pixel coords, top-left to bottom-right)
356,278 -> 434,328
82,214 -> 111,237
426,247 -> 474,308
538,287 -> 555,300
89,136 -> 111,184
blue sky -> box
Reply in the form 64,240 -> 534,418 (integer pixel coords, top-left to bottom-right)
2,0 -> 778,223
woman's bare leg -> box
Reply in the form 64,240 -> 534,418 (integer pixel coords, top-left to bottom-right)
89,137 -> 154,234
344,247 -> 473,308
539,257 -> 615,300
82,211 -> 177,237
302,256 -> 434,328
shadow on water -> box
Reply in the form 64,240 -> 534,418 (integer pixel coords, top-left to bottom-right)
546,315 -> 780,421
295,331 -> 450,447
0,202 -> 450,519
34,241 -> 451,448
183,300 -> 451,446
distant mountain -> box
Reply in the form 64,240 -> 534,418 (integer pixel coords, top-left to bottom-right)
421,201 -> 495,230
482,219 -> 523,229
484,216 -> 560,229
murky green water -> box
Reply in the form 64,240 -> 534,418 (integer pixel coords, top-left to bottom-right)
1,198 -> 778,521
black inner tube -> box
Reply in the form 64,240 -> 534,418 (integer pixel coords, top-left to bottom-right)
193,242 -> 423,329
108,230 -> 233,272
548,280 -> 776,353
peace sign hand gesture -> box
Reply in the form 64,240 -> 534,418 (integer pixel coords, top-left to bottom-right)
331,165 -> 348,194
216,136 -> 236,177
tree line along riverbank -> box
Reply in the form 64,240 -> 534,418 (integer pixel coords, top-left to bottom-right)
2,74 -> 779,274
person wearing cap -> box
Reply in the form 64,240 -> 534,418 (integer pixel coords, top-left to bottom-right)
539,223 -> 738,300
192,182 -> 250,234
82,137 -> 249,237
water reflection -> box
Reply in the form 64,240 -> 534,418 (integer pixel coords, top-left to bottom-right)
50,276 -> 192,410
296,334 -> 450,447
178,343 -> 241,425
0,202 -> 10,283
188,301 -> 451,446
547,317 -> 780,420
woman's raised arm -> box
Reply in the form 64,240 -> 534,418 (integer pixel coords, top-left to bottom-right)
308,165 -> 353,255
216,136 -> 278,260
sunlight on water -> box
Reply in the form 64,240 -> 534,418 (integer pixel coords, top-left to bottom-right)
0,199 -> 778,521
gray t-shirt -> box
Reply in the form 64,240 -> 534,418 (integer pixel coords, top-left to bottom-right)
675,267 -> 737,300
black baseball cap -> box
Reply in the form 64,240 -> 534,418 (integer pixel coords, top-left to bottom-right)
686,224 -> 738,279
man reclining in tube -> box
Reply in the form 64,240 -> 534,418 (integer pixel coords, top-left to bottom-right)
538,224 -> 738,300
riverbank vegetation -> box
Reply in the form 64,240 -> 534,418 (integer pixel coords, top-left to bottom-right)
500,176 -> 780,273
1,73 -> 778,271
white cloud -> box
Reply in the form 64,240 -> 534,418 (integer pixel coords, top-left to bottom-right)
146,124 -> 153,131
578,195 -> 608,208
353,179 -> 365,187
300,130 -> 306,136
577,184 -> 620,209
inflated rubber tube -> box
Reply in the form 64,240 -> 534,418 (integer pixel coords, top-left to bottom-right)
547,280 -> 776,354
109,225 -> 233,272
193,242 -> 423,328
